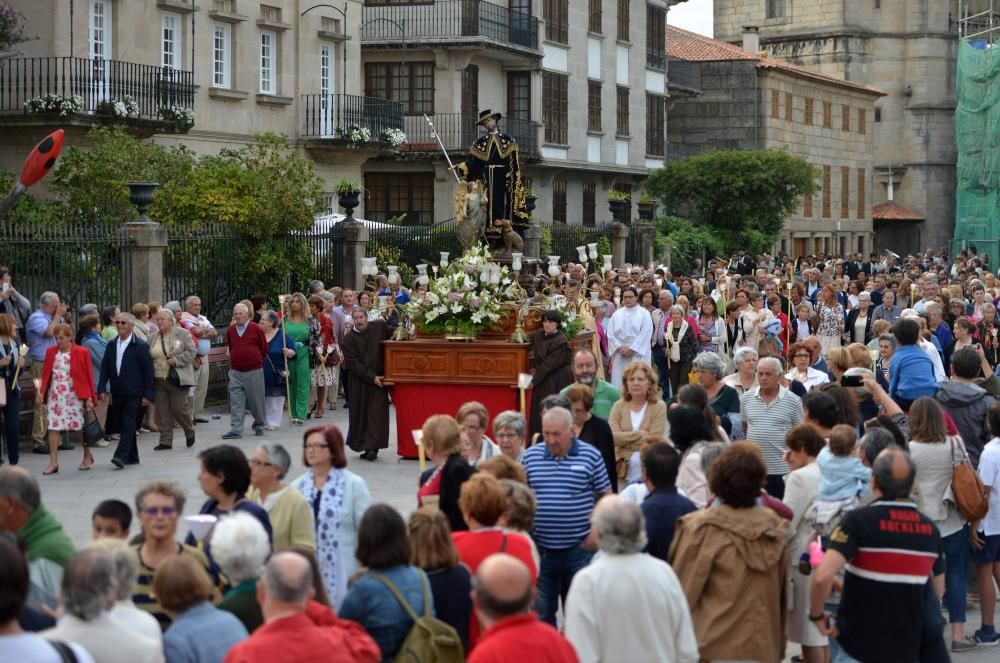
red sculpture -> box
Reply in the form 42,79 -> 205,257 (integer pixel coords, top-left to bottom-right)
0,129 -> 65,219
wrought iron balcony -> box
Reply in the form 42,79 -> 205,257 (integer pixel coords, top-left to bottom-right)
301,93 -> 404,140
402,113 -> 539,159
361,0 -> 540,55
0,57 -> 194,123
667,59 -> 703,93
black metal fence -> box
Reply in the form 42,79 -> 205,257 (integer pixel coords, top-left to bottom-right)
0,222 -> 131,312
0,57 -> 194,120
404,114 -> 540,157
361,0 -> 539,51
366,219 -> 464,279
301,93 -> 404,139
548,223 -> 615,262
163,225 -> 242,324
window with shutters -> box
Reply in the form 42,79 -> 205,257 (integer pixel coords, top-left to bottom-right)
804,97 -> 813,125
804,192 -> 813,218
842,104 -> 850,131
785,92 -> 793,121
545,0 -> 568,44
823,101 -> 831,128
646,93 -> 665,156
553,178 -> 567,224
583,183 -> 596,227
858,108 -> 866,134
771,89 -> 780,119
766,0 -> 785,18
617,0 -> 629,41
364,62 -> 434,115
646,5 -> 666,70
616,86 -> 629,136
822,166 -> 831,218
841,166 -> 850,218
364,173 -> 435,226
857,168 -> 866,219
543,72 -> 569,143
507,72 -> 531,121
589,0 -> 602,33
588,81 -> 602,131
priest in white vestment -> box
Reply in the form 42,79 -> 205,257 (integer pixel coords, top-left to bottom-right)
605,287 -> 654,387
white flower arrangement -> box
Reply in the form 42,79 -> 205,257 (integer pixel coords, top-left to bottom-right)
24,94 -> 84,117
159,105 -> 195,131
404,243 -> 521,336
545,294 -> 585,340
338,124 -> 372,143
382,128 -> 406,146
97,95 -> 140,118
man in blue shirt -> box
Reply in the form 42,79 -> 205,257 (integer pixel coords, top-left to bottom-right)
523,407 -> 611,625
641,443 -> 696,561
888,317 -> 939,409
26,292 -> 69,454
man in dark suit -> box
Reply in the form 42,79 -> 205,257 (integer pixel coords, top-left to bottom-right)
99,313 -> 153,468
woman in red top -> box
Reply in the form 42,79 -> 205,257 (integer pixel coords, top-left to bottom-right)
37,323 -> 96,474
307,295 -> 339,418
452,473 -> 538,652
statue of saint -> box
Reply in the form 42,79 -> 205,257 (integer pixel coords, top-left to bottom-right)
454,109 -> 528,253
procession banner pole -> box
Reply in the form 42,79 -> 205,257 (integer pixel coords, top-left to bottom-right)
278,295 -> 292,429
424,114 -> 462,183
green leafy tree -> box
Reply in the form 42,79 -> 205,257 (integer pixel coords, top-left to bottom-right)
654,215 -> 725,273
644,149 -> 818,254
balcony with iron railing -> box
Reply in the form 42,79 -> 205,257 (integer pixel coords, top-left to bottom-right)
301,93 -> 404,143
0,57 -> 194,130
361,0 -> 540,58
402,113 -> 540,159
667,59 -> 703,93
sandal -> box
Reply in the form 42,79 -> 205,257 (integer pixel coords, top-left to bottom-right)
42,464 -> 59,475
79,459 -> 93,471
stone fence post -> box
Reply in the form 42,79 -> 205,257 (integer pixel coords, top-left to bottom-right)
341,221 -> 369,291
611,222 -> 628,267
523,223 -> 541,259
634,223 -> 656,267
125,222 -> 167,304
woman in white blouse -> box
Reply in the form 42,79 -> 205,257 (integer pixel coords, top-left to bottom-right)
785,342 -> 830,393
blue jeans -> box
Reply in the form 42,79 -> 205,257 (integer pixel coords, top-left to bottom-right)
0,389 -> 19,464
942,525 -> 969,623
535,544 -> 594,626
832,645 -> 862,663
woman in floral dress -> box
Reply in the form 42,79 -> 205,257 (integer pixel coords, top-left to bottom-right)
816,284 -> 845,358
308,295 -> 339,418
37,323 -> 96,475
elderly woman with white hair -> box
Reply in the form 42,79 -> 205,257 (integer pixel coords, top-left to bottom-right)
246,443 -> 316,552
212,512 -> 272,633
87,538 -> 162,643
564,496 -> 699,663
692,352 -> 741,438
721,346 -> 759,396
664,304 -> 698,396
491,410 -> 527,462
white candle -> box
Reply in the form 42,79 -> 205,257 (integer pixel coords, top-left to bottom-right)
511,252 -> 522,271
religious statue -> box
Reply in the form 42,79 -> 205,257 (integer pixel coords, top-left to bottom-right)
454,109 -> 529,254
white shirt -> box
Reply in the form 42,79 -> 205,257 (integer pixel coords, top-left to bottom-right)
115,333 -> 133,374
0,633 -> 94,663
605,304 -> 654,387
979,437 -> 1000,536
918,338 -> 947,381
564,553 -> 699,663
629,404 -> 647,431
109,600 -> 162,644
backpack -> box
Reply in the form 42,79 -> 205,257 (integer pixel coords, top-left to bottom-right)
370,571 -> 464,663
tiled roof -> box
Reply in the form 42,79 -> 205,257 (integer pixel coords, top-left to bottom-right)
872,201 -> 926,221
666,26 -> 884,97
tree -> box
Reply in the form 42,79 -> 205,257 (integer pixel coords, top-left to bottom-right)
644,149 -> 819,254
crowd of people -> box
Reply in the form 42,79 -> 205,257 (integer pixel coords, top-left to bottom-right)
2,246 -> 1000,662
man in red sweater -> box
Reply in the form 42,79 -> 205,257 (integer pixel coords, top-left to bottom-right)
224,551 -> 379,663
223,303 -> 268,439
469,554 -> 578,663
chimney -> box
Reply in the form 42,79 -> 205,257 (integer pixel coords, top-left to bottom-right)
742,26 -> 760,54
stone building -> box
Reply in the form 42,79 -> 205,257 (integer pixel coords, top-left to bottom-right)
1,0 -> 688,228
712,0 -> 966,254
667,27 -> 882,257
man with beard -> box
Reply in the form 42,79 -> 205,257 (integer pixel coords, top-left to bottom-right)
340,307 -> 390,461
560,349 -> 619,420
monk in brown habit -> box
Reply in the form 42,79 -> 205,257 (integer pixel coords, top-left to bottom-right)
341,307 -> 391,460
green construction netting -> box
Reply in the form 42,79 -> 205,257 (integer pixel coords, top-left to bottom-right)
955,40 -> 1000,264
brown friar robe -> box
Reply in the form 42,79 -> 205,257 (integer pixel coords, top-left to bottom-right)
528,328 -> 574,436
341,320 -> 391,452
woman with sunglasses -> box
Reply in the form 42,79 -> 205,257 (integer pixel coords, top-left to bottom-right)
131,479 -> 213,630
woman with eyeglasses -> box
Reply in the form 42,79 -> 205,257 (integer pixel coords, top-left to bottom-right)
785,342 -> 830,393
131,479 -> 213,630
247,442 -> 316,552
291,424 -> 371,610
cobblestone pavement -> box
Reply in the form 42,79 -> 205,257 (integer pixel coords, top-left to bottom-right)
13,401 -> 998,662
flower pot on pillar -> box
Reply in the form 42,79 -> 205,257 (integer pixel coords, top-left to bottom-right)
339,190 -> 361,221
525,194 -> 537,215
637,201 -> 655,222
608,199 -> 627,223
127,182 -> 159,223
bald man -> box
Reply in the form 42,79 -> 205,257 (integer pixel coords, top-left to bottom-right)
223,552 -> 379,663
468,554 -> 577,663
810,448 -> 946,663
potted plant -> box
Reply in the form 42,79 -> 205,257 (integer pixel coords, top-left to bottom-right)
523,186 -> 537,215
637,192 -> 656,222
607,189 -> 630,222
158,105 -> 195,132
335,177 -> 362,220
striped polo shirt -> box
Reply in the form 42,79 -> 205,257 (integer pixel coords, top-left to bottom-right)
132,542 -> 212,630
740,386 -> 804,475
523,438 -> 612,550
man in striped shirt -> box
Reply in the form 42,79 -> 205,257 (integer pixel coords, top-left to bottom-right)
810,448 -> 945,663
523,407 -> 612,626
740,356 -> 804,499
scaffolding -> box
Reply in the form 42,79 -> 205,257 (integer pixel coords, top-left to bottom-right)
959,0 -> 1000,45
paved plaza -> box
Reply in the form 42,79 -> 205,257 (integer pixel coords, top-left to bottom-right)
12,401 -> 999,662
